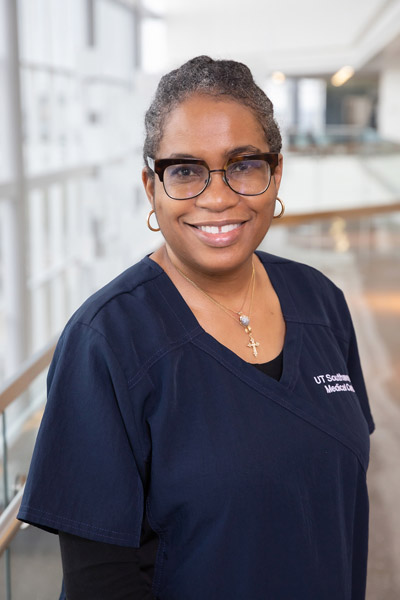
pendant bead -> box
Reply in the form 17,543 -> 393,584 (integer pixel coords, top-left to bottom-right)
239,314 -> 250,327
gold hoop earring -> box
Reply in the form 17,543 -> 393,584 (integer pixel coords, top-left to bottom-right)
147,209 -> 160,232
273,197 -> 285,219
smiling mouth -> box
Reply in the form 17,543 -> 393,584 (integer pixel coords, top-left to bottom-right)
192,223 -> 243,234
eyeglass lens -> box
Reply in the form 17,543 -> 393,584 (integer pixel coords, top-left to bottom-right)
163,159 -> 271,199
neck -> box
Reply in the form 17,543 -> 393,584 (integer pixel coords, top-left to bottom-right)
163,245 -> 255,300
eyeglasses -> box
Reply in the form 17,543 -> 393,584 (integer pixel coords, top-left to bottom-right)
147,153 -> 279,200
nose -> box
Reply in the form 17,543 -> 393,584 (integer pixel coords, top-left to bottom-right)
195,170 -> 239,211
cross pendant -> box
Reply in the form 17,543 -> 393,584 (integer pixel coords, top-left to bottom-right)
247,335 -> 260,357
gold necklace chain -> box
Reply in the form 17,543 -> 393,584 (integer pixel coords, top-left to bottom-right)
173,260 -> 261,358
175,263 -> 254,320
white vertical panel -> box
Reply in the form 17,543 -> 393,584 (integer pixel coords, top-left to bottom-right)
48,183 -> 64,265
19,0 -> 52,64
48,183 -> 65,331
50,273 -> 65,334
28,189 -> 46,278
0,0 -> 12,181
28,188 -> 47,352
141,18 -> 167,74
50,0 -> 85,69
0,200 -> 6,380
30,286 -> 47,352
97,0 -> 133,78
378,68 -> 400,143
2,0 -> 30,374
298,78 -> 326,136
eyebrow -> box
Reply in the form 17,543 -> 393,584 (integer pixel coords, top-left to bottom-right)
165,146 -> 265,161
226,145 -> 264,157
166,153 -> 198,159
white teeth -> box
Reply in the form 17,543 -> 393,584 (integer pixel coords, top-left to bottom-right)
202,225 -> 219,234
198,223 -> 240,234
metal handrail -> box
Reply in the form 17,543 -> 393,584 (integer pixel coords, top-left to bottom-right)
0,337 -> 58,555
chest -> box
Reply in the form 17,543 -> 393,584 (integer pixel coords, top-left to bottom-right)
189,297 -> 285,363
143,323 -> 370,524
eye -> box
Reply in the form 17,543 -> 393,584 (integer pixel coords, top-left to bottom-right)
228,160 -> 264,176
167,164 -> 205,179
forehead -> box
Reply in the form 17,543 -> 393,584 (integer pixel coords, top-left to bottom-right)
158,94 -> 268,159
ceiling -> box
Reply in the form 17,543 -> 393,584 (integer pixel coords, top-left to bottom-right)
136,0 -> 400,79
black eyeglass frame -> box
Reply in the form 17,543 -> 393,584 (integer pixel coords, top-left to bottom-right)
146,153 -> 280,200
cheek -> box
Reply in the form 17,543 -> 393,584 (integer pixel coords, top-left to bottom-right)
154,192 -> 183,229
251,194 -> 275,219
154,185 -> 169,218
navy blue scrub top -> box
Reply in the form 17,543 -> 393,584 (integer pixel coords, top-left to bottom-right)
18,251 -> 375,600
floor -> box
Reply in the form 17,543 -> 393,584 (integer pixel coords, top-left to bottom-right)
1,213 -> 399,599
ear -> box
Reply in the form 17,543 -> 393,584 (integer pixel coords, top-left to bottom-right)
272,154 -> 283,194
142,168 -> 155,208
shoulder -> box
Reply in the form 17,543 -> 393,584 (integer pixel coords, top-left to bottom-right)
257,250 -> 339,289
54,257 -> 189,381
69,256 -> 164,327
256,250 -> 351,336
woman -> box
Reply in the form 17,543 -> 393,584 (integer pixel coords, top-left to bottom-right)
18,56 -> 374,600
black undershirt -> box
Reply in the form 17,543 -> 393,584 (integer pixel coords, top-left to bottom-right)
252,347 -> 283,380
59,350 -> 283,599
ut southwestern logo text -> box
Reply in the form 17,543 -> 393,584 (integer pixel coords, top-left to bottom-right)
314,373 -> 355,394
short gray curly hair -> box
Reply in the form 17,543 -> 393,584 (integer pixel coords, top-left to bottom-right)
143,56 -> 282,169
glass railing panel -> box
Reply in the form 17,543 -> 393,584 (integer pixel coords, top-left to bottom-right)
363,154 -> 400,195
0,371 -> 47,512
0,197 -> 9,383
0,523 -> 63,600
279,150 -> 400,215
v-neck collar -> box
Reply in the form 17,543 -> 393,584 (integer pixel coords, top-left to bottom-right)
142,252 -> 370,471
142,251 -> 303,392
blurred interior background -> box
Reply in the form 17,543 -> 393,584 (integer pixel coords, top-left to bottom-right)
0,1 -> 399,598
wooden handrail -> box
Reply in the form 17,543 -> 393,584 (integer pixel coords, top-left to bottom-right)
0,337 -> 57,414
0,488 -> 25,557
0,337 -> 59,556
